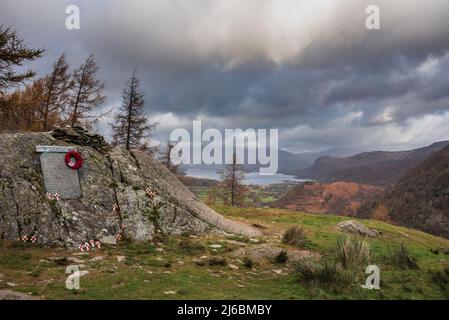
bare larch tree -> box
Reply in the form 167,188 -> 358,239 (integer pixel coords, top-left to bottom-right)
220,153 -> 247,207
111,70 -> 154,150
69,54 -> 105,127
41,54 -> 72,130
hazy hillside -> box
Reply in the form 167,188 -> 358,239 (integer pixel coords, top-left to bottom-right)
358,144 -> 449,239
297,141 -> 449,187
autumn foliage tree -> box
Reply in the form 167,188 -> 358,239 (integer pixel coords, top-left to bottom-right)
0,26 -> 44,94
111,70 -> 155,150
0,76 -> 49,132
206,185 -> 218,206
0,26 -> 44,131
69,54 -> 105,127
17,78 -> 47,130
1,55 -> 73,132
0,27 -> 110,133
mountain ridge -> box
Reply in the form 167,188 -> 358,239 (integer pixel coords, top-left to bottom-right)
357,144 -> 449,238
297,141 -> 449,187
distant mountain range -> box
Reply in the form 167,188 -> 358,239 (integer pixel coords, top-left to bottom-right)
181,141 -> 449,188
260,147 -> 363,175
297,141 -> 449,187
181,147 -> 362,175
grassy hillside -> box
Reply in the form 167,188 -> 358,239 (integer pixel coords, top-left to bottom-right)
1,206 -> 449,300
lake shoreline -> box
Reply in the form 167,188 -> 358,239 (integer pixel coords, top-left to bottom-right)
184,168 -> 310,186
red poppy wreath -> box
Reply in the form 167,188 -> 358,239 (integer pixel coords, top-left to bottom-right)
65,150 -> 83,170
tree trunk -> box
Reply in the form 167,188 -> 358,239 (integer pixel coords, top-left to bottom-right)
125,75 -> 135,150
231,162 -> 236,206
43,72 -> 56,130
71,64 -> 87,127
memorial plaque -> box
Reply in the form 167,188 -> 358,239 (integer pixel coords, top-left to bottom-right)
36,145 -> 75,153
37,146 -> 82,199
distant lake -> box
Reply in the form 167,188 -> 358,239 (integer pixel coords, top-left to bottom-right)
184,168 -> 308,186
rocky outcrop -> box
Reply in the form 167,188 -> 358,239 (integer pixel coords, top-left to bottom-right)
0,129 -> 260,247
51,126 -> 110,153
336,220 -> 380,238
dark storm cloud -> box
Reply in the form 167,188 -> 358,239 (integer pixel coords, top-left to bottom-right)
1,0 -> 449,151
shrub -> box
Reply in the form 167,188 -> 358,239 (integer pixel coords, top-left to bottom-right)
208,257 -> 227,266
430,267 -> 449,298
177,288 -> 189,296
282,226 -> 307,248
296,258 -> 353,293
274,250 -> 288,264
333,235 -> 370,270
295,235 -> 370,293
390,243 -> 419,270
151,233 -> 167,244
430,248 -> 439,255
177,239 -> 206,255
243,256 -> 254,268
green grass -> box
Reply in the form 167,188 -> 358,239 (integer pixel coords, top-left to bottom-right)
1,205 -> 449,299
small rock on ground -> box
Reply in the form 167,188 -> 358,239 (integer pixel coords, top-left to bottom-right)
72,252 -> 90,257
101,236 -> 117,245
164,291 -> 176,295
89,256 -> 104,262
67,257 -> 85,264
233,244 -> 318,265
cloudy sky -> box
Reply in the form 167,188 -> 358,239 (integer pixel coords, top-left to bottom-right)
2,0 -> 449,153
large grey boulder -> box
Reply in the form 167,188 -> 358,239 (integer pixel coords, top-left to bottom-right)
0,130 -> 260,247
336,220 -> 380,237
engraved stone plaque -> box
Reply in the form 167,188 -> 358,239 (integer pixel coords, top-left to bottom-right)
37,146 -> 82,199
